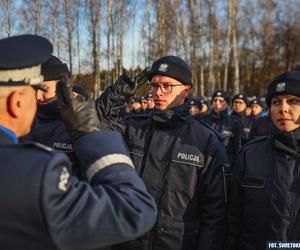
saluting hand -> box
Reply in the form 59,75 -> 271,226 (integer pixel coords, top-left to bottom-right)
112,67 -> 150,101
56,77 -> 100,141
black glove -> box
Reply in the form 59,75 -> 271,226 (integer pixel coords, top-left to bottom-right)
112,67 -> 150,101
56,79 -> 100,141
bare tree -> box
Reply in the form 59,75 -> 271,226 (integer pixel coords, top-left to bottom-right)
0,0 -> 14,37
187,0 -> 203,96
74,0 -> 81,74
87,0 -> 101,97
63,0 -> 74,73
223,0 -> 232,91
18,0 -> 42,34
207,0 -> 216,95
231,0 -> 239,94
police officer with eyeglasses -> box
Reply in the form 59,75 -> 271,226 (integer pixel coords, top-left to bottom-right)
96,55 -> 229,250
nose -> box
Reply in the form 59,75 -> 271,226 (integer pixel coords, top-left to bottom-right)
35,90 -> 44,102
153,86 -> 163,96
279,99 -> 289,114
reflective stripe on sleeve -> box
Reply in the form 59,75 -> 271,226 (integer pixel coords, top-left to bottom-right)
86,153 -> 134,181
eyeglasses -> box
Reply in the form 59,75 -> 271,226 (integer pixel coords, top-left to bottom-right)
146,82 -> 183,94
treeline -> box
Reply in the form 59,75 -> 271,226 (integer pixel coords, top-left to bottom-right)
1,0 -> 300,98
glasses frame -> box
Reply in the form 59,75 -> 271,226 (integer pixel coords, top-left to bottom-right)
146,82 -> 184,94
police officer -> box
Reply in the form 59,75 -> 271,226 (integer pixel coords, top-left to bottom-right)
231,93 -> 254,144
227,71 -> 300,250
96,55 -> 228,250
188,97 -> 202,117
0,34 -> 157,250
129,96 -> 142,113
250,98 -> 265,118
200,90 -> 242,166
145,92 -> 155,111
21,55 -> 85,177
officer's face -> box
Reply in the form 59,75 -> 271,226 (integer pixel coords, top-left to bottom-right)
212,97 -> 227,112
270,94 -> 300,132
141,100 -> 148,110
36,80 -> 57,103
151,75 -> 191,110
200,103 -> 208,113
147,98 -> 155,109
251,104 -> 263,116
232,99 -> 247,113
131,101 -> 141,111
189,105 -> 200,116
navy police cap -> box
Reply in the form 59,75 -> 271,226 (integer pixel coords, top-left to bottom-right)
0,34 -> 53,90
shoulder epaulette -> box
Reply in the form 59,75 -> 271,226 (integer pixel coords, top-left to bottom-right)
241,136 -> 268,150
21,141 -> 54,152
196,119 -> 225,141
124,112 -> 152,120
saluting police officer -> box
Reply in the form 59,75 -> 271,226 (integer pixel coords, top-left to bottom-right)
0,34 -> 157,250
96,55 -> 229,250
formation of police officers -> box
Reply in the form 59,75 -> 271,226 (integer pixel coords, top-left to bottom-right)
0,34 -> 299,250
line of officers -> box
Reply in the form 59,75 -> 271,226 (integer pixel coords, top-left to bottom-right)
129,90 -> 271,166
0,34 -> 299,250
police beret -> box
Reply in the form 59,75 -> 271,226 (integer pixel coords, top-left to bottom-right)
147,55 -> 192,86
0,34 -> 53,90
211,90 -> 231,105
250,98 -> 265,108
232,93 -> 248,106
130,97 -> 142,103
189,98 -> 201,107
266,71 -> 300,107
145,93 -> 153,100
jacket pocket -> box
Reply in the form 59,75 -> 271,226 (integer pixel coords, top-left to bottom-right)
240,175 -> 265,189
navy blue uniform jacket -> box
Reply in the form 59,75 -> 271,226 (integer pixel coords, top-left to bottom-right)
0,128 -> 157,250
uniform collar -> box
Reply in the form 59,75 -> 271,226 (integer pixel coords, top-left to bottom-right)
152,102 -> 191,126
211,108 -> 229,119
0,125 -> 18,144
272,125 -> 300,156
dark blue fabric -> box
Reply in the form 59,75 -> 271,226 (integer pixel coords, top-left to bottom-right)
0,131 -> 157,250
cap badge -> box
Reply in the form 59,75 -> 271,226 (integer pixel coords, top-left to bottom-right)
276,82 -> 286,92
238,94 -> 243,98
158,63 -> 168,72
217,92 -> 221,96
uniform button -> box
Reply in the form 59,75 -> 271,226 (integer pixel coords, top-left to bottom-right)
159,226 -> 165,232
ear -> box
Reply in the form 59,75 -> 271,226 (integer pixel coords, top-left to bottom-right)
183,85 -> 192,98
6,90 -> 23,118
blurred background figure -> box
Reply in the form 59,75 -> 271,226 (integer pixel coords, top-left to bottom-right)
129,96 -> 142,113
141,95 -> 148,112
199,98 -> 210,115
231,93 -> 254,144
72,83 -> 89,101
145,93 -> 155,111
199,90 -> 242,166
250,98 -> 265,118
188,97 -> 201,117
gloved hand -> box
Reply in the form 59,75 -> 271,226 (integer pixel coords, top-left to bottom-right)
56,79 -> 100,141
112,67 -> 150,101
